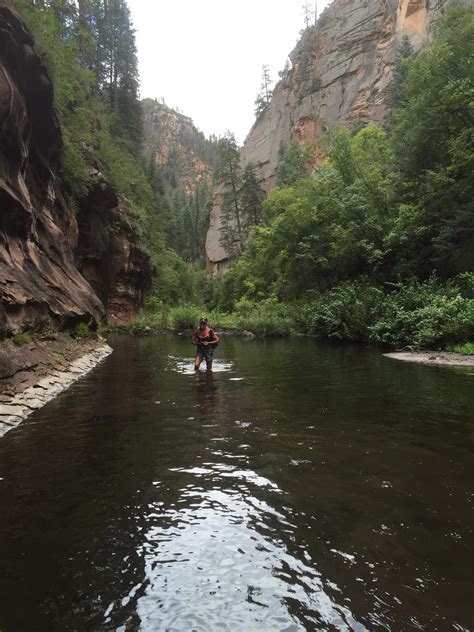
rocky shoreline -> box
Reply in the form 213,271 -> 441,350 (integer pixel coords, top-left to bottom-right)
0,340 -> 112,439
384,351 -> 474,368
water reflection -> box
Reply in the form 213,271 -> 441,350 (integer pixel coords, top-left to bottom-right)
193,370 -> 219,417
134,466 -> 369,631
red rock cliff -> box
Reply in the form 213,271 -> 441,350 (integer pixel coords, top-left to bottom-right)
0,2 -> 151,333
206,0 -> 447,274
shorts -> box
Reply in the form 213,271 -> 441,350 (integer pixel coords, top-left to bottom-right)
196,346 -> 214,362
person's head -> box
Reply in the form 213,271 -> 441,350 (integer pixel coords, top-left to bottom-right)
199,317 -> 208,331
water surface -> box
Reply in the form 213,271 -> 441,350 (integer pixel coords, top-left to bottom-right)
0,335 -> 472,631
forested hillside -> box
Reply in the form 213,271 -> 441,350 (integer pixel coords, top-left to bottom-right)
10,0 -> 210,317
208,5 -> 474,350
143,98 -> 218,265
3,0 -> 473,351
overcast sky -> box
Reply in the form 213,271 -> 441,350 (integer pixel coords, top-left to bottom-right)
127,0 -> 332,144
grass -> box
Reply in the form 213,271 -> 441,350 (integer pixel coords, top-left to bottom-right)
11,331 -> 35,346
448,342 -> 474,355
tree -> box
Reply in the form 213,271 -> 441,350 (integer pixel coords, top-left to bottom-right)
388,4 -> 474,276
214,133 -> 244,256
240,163 -> 265,229
301,0 -> 315,29
384,35 -> 415,129
277,141 -> 314,186
254,64 -> 273,116
279,58 -> 292,80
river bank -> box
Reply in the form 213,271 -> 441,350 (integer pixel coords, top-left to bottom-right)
384,350 -> 474,368
0,334 -> 112,438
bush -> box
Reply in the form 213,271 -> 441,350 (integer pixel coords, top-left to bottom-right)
169,304 -> 203,331
299,282 -> 383,341
370,278 -> 474,348
234,300 -> 295,336
70,323 -> 92,340
448,342 -> 474,355
12,331 -> 35,346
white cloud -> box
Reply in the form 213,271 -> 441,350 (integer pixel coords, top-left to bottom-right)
128,0 -> 332,144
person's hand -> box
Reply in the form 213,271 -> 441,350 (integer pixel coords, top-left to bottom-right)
203,341 -> 208,346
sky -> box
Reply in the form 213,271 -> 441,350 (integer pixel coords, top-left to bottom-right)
127,0 -> 332,144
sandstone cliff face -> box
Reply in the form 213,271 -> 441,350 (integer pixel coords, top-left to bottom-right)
142,98 -> 217,195
206,0 -> 447,273
75,174 -> 152,324
0,2 -> 104,335
0,2 -> 151,334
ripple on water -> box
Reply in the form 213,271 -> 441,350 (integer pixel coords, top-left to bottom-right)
167,355 -> 235,375
128,469 -> 369,632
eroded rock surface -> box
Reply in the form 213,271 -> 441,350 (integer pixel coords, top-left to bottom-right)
75,174 -> 152,324
0,2 -> 104,334
206,0 -> 447,273
0,334 -> 112,438
0,2 -> 153,332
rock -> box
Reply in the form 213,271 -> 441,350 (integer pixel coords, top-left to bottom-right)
0,4 -> 152,333
142,98 -> 216,196
206,0 -> 447,272
75,182 -> 153,325
242,330 -> 256,339
0,404 -> 26,417
0,342 -> 113,438
0,3 -> 105,334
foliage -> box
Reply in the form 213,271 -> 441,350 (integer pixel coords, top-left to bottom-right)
299,282 -> 383,342
168,304 -> 203,330
11,331 -> 35,346
233,300 -> 295,336
369,278 -> 474,348
254,64 -> 273,116
70,323 -> 92,340
388,4 -> 474,277
277,141 -> 316,187
384,35 -> 415,117
213,135 -> 265,257
448,342 -> 474,355
146,181 -> 212,265
214,7 -> 474,349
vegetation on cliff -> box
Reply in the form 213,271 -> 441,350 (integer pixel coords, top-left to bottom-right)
14,0 -> 201,309
142,98 -> 218,265
207,5 -> 474,348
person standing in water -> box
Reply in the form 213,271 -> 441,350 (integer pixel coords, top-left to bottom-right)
192,317 -> 220,371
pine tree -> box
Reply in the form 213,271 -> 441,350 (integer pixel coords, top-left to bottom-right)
254,64 -> 273,116
240,163 -> 264,229
279,58 -> 292,80
301,1 -> 315,29
385,36 -> 415,111
214,133 -> 244,256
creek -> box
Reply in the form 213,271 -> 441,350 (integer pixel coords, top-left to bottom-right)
0,335 -> 472,631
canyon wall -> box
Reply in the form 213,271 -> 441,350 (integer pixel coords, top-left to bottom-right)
0,2 -> 151,334
206,0 -> 447,274
142,98 -> 217,196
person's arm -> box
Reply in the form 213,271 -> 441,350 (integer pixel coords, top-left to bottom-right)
208,331 -> 220,347
191,331 -> 198,346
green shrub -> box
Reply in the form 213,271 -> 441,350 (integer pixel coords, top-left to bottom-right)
12,331 -> 35,346
70,323 -> 91,340
300,282 -> 383,341
169,304 -> 203,331
448,342 -> 474,355
370,278 -> 474,348
234,300 -> 295,336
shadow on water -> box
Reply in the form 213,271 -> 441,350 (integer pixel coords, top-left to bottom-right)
0,335 -> 472,631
